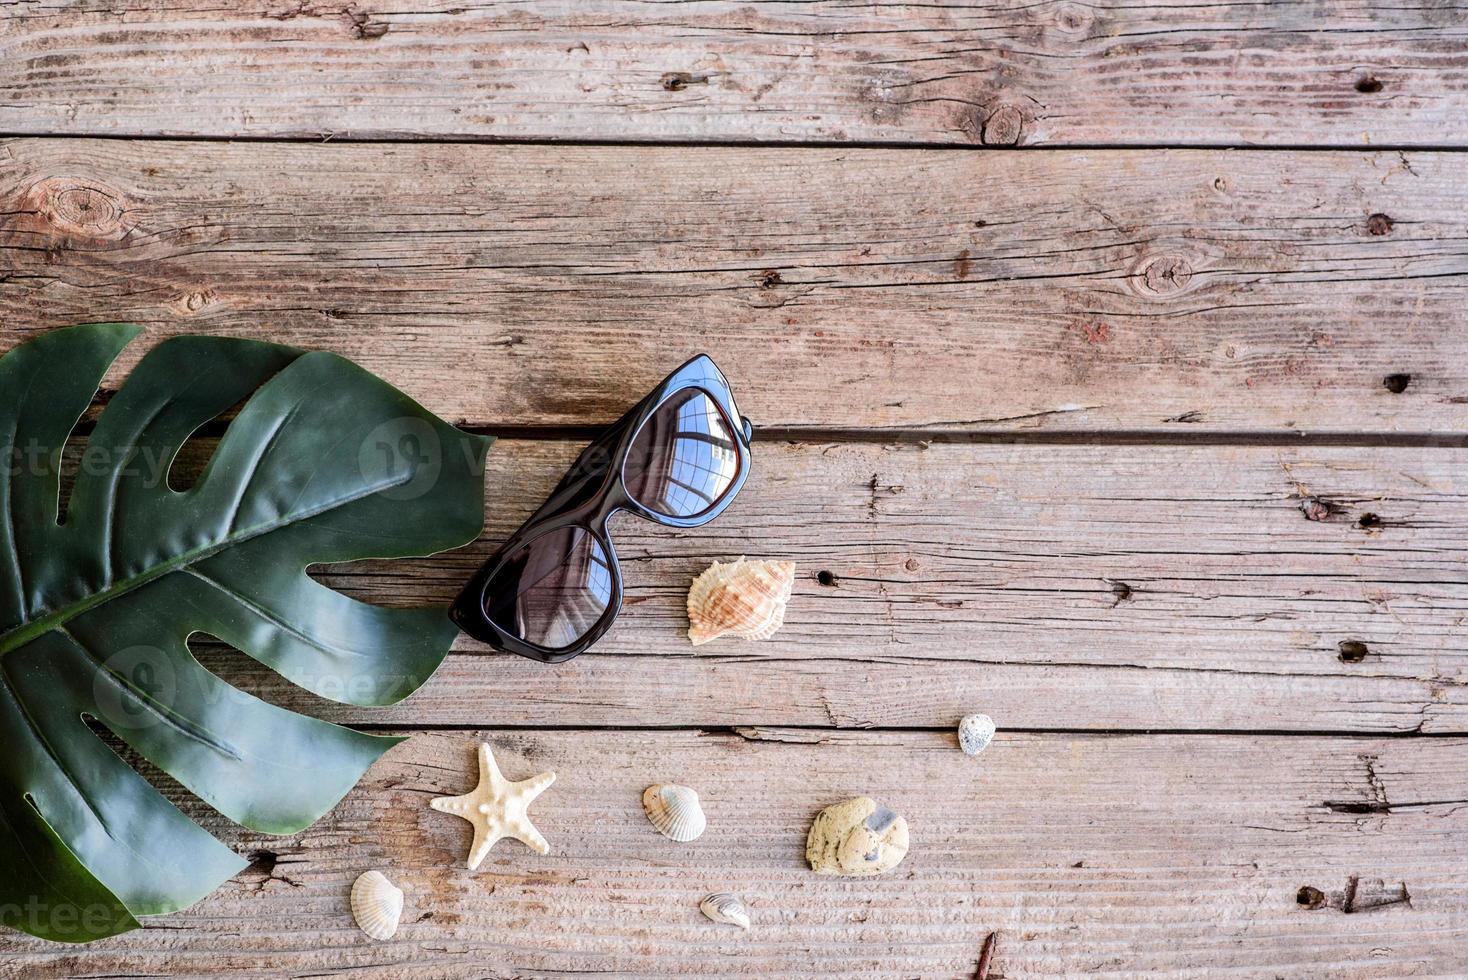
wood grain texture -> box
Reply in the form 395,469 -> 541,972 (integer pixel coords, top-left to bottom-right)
3,139 -> 1466,434
2,1 -> 1466,146
2,730 -> 1462,977
2,7 -> 1464,968
175,438 -> 1468,733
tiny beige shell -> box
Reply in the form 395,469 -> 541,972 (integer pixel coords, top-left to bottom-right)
687,558 -> 795,646
642,783 -> 707,842
700,892 -> 751,931
351,870 -> 404,941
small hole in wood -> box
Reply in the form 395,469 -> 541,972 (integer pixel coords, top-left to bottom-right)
1366,213 -> 1394,236
1357,512 -> 1382,529
661,72 -> 706,91
816,570 -> 838,587
1338,640 -> 1369,663
1297,885 -> 1326,909
1382,373 -> 1411,394
1355,76 -> 1383,94
246,849 -> 279,875
1300,497 -> 1333,522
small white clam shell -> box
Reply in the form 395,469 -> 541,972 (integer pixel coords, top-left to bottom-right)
700,892 -> 751,930
958,713 -> 996,756
642,784 -> 707,842
351,870 -> 404,941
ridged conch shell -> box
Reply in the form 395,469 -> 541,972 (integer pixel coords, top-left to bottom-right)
351,870 -> 404,941
958,713 -> 996,756
806,797 -> 909,877
642,783 -> 707,842
687,558 -> 795,646
700,892 -> 751,930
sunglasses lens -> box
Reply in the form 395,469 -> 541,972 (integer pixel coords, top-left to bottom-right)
624,389 -> 740,519
483,526 -> 612,650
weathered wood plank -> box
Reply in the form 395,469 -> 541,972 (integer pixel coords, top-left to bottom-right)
2,730 -> 1462,976
3,140 -> 1466,434
181,439 -> 1468,733
2,1 -> 1466,146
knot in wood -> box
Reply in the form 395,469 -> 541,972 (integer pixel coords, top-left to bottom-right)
1053,2 -> 1093,35
1134,255 -> 1193,296
172,289 -> 218,316
31,177 -> 128,238
980,104 -> 1025,146
1366,213 -> 1394,236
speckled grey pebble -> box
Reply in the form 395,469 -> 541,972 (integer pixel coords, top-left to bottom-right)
958,713 -> 996,756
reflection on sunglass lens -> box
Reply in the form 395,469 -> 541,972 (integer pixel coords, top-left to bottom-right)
483,526 -> 612,649
624,389 -> 739,518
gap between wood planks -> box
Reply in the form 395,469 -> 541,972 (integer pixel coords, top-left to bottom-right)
345,721 -> 1468,738
6,131 -> 1468,154
504,425 -> 1468,449
55,418 -> 1468,449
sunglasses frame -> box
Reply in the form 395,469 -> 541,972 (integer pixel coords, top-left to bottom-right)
450,354 -> 754,663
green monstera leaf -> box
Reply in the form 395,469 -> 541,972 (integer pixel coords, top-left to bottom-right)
0,324 -> 489,943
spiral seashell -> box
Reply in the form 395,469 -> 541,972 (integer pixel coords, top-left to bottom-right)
958,713 -> 996,756
642,783 -> 707,842
351,870 -> 404,941
700,892 -> 751,930
687,558 -> 795,646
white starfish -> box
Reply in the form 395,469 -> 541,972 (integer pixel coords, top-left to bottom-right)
429,742 -> 555,869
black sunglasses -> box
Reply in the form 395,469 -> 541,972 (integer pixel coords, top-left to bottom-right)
450,355 -> 753,663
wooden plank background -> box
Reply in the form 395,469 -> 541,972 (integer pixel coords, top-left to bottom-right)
1,0 -> 1466,976
243,439 -> 1463,734
2,731 -> 1463,977
2,140 -> 1465,435
1,1 -> 1466,146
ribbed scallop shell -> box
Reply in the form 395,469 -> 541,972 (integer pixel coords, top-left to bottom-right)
687,558 -> 795,646
351,870 -> 404,941
642,783 -> 707,842
700,892 -> 751,930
